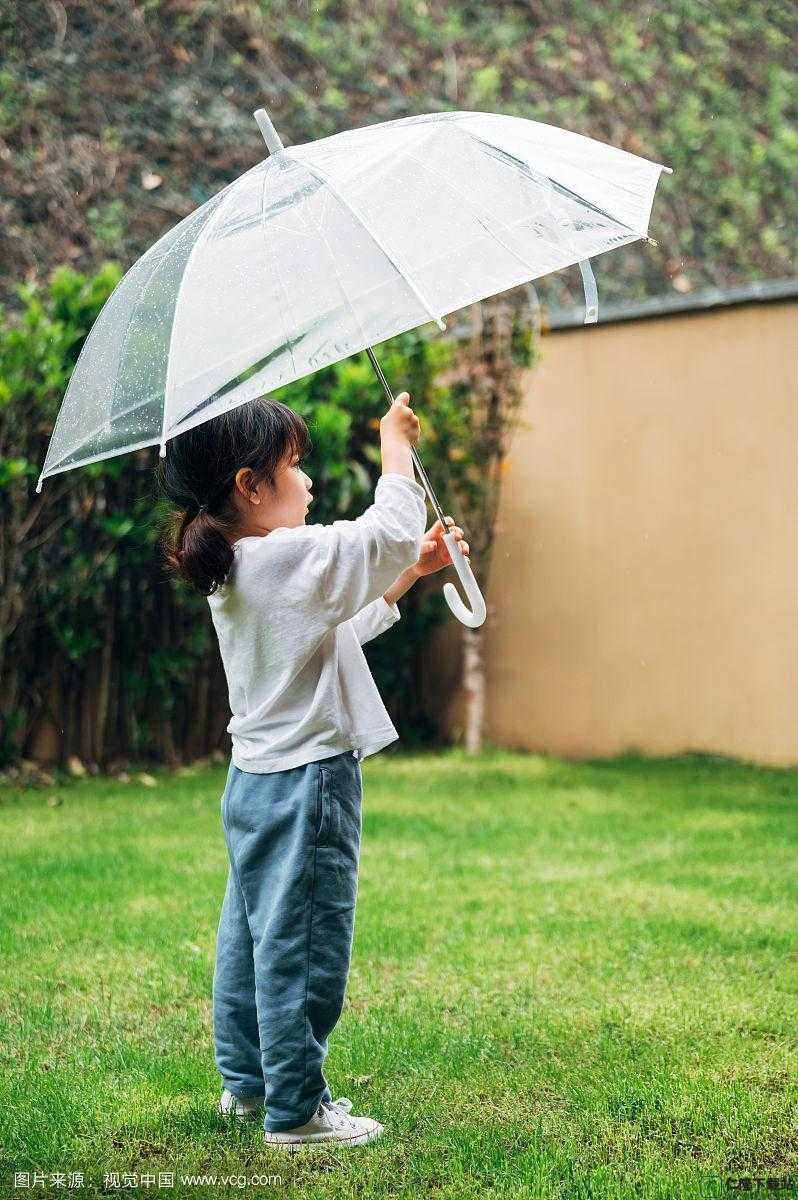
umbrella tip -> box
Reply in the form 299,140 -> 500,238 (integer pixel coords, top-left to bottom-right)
35,475 -> 43,494
254,109 -> 285,156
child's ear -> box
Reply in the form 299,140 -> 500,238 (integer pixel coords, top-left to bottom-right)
233,466 -> 255,501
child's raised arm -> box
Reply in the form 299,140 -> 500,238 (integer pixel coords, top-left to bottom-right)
379,391 -> 419,481
306,393 -> 426,627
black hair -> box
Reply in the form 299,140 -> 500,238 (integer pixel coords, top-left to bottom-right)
155,397 -> 311,596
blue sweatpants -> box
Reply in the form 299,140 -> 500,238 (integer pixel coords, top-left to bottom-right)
212,748 -> 363,1132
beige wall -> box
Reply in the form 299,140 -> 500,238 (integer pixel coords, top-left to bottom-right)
428,300 -> 798,766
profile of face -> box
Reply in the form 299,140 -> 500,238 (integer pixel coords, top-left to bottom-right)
231,449 -> 313,540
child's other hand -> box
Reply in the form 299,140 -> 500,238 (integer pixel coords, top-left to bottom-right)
413,516 -> 470,577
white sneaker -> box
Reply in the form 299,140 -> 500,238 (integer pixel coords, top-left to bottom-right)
219,1088 -> 264,1121
263,1097 -> 384,1151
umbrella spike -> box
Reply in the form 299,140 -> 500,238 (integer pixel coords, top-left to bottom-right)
254,109 -> 285,156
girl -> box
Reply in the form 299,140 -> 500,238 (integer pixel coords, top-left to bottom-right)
157,391 -> 469,1151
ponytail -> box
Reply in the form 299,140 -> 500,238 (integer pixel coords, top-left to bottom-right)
160,506 -> 237,596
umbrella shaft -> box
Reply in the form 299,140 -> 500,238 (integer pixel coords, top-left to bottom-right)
365,347 -> 448,530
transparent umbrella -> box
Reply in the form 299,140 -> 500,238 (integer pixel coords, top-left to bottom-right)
36,107 -> 672,627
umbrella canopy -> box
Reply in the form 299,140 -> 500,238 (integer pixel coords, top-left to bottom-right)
36,109 -> 671,490
36,107 -> 671,626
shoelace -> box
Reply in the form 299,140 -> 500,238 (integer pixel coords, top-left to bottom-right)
320,1096 -> 355,1129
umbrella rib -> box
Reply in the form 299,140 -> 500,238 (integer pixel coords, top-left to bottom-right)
161,160 -> 310,428
38,433 -> 167,481
261,160 -> 300,381
304,189 -> 371,350
518,149 -> 606,316
453,112 -> 663,205
444,125 -> 612,319
459,125 -> 638,236
291,155 -> 447,332
159,169 -> 255,456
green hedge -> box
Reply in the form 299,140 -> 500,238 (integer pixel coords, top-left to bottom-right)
0,263 -> 533,768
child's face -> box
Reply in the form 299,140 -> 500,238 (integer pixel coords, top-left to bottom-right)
234,449 -> 313,538
275,449 -> 314,526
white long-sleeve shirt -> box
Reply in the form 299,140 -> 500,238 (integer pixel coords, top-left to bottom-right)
206,472 -> 428,773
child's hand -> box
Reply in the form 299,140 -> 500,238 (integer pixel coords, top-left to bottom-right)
413,516 -> 470,577
380,392 -> 421,446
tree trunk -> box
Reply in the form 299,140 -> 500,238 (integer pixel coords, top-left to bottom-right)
162,715 -> 178,768
79,664 -> 96,766
63,664 -> 78,766
108,646 -> 119,761
159,584 -> 178,768
462,625 -> 485,755
193,667 -> 210,760
95,599 -> 115,765
444,293 -> 535,756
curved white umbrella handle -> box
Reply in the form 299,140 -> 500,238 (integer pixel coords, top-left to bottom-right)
442,531 -> 487,628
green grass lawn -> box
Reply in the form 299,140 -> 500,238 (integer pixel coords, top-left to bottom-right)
1,749 -> 796,1199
